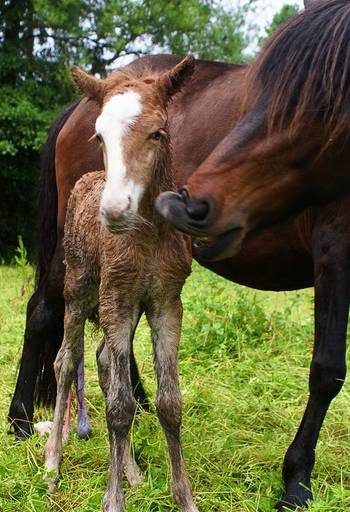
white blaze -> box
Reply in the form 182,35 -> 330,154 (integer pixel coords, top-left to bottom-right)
95,91 -> 143,217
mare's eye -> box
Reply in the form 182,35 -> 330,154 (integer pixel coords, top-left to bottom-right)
151,130 -> 162,141
96,133 -> 103,143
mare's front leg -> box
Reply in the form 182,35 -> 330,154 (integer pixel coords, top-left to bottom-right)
147,299 -> 198,512
277,222 -> 350,510
44,307 -> 85,493
99,290 -> 138,512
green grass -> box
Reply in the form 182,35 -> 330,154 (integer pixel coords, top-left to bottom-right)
1,262 -> 350,511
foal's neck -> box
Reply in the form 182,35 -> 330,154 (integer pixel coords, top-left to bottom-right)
139,146 -> 175,232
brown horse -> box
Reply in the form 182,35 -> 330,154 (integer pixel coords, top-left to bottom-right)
8,36 -> 350,512
44,59 -> 197,512
157,0 -> 350,261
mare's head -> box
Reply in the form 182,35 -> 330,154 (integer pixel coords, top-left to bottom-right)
71,56 -> 194,232
156,0 -> 350,260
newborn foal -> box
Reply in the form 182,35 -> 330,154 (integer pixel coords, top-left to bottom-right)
44,57 -> 197,512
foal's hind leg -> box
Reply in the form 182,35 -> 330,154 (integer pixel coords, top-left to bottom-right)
75,354 -> 92,439
44,308 -> 85,493
97,340 -> 144,488
276,225 -> 350,511
147,300 -> 198,512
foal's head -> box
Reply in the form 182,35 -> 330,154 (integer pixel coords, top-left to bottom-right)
71,57 -> 194,232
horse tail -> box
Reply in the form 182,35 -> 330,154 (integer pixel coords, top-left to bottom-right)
36,102 -> 79,284
34,101 -> 79,408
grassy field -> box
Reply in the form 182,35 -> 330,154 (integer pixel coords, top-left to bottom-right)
1,262 -> 350,512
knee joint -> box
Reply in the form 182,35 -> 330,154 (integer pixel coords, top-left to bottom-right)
156,393 -> 182,433
106,394 -> 136,435
310,359 -> 346,402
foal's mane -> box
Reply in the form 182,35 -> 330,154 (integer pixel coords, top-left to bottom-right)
244,0 -> 350,148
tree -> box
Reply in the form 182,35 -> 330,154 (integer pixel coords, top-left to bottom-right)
0,0 -> 251,258
265,4 -> 299,37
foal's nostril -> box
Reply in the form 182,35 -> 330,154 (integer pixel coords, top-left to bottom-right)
185,197 -> 211,222
106,208 -> 123,222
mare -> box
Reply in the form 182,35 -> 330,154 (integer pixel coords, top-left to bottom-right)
44,59 -> 197,512
8,39 -> 350,512
157,0 -> 350,260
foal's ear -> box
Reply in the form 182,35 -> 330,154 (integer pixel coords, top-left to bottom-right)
158,56 -> 195,100
71,66 -> 104,103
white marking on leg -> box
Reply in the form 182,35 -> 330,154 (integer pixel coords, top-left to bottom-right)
34,421 -> 53,436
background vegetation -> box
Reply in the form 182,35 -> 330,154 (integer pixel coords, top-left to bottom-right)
1,263 -> 350,511
0,0 -> 299,259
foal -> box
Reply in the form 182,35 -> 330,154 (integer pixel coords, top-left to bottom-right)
44,57 -> 197,512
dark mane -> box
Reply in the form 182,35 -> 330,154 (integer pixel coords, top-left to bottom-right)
244,0 -> 350,148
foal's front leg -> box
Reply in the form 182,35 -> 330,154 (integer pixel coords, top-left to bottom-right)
97,339 -> 144,489
100,297 -> 138,512
147,300 -> 198,512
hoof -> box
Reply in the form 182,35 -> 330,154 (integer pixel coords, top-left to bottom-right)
125,463 -> 144,488
34,421 -> 53,437
275,488 -> 313,510
103,490 -> 125,512
76,418 -> 92,439
43,472 -> 59,495
9,418 -> 33,440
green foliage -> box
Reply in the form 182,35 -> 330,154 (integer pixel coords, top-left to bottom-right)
265,4 -> 299,37
0,0 -> 251,258
1,263 -> 350,511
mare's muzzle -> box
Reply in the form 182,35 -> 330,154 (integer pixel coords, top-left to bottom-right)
156,188 -> 245,261
155,188 -> 213,236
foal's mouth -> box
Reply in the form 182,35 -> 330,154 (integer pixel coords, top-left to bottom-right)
193,226 -> 244,261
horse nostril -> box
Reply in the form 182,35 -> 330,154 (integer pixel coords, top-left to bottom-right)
108,208 -> 123,222
185,197 -> 211,222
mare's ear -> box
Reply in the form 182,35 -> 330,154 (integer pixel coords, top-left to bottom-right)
158,56 -> 195,100
71,66 -> 104,103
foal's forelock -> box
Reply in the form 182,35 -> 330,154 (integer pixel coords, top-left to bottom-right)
96,90 -> 143,225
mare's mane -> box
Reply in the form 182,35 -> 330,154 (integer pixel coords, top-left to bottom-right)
244,0 -> 350,148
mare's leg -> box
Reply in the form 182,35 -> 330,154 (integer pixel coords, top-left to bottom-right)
100,294 -> 138,512
75,354 -> 92,439
9,250 -> 65,439
147,300 -> 198,512
277,225 -> 350,510
97,341 -> 143,488
44,308 -> 85,493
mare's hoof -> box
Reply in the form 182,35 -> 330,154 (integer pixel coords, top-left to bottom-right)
8,418 -> 33,441
275,487 -> 313,510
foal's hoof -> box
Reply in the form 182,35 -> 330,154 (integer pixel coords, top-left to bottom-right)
43,472 -> 59,495
76,418 -> 92,439
275,487 -> 313,510
125,463 -> 144,488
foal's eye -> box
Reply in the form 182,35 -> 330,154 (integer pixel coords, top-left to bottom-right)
96,133 -> 103,144
150,130 -> 163,141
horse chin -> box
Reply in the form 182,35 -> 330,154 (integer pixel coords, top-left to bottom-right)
193,227 -> 244,261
